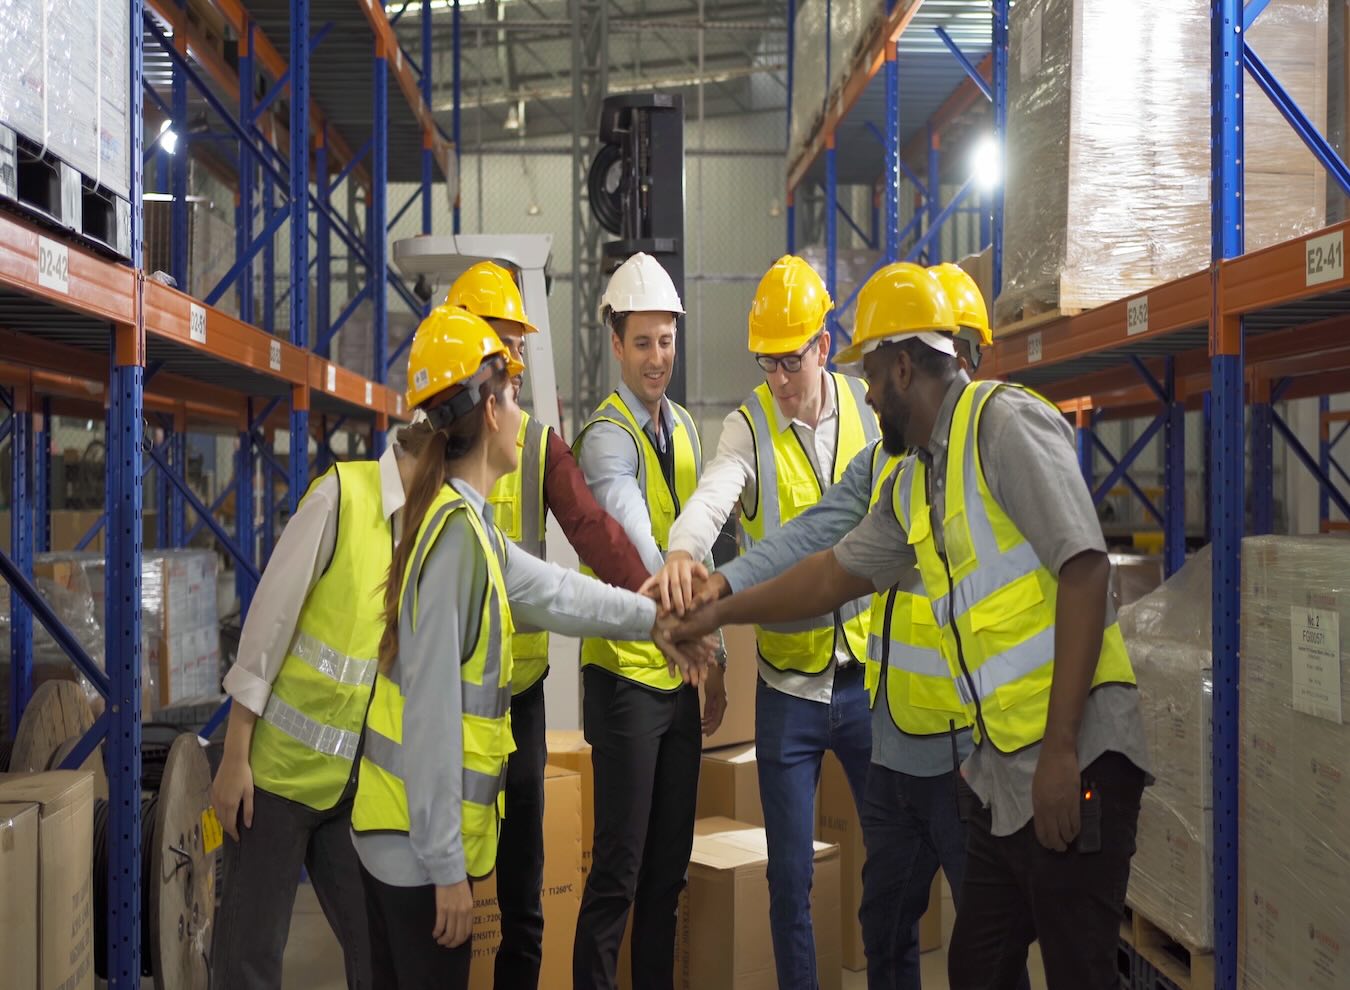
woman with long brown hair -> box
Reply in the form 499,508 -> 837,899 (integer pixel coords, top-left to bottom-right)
349,306 -> 704,988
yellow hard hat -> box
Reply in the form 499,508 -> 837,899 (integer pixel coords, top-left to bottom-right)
406,305 -> 525,411
928,263 -> 992,348
445,261 -> 538,334
834,263 -> 958,366
747,255 -> 834,354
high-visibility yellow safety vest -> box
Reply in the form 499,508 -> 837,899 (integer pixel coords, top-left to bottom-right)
487,411 -> 550,695
862,442 -> 971,737
352,485 -> 516,880
739,373 -> 877,675
573,390 -> 701,692
892,380 -> 1136,754
250,461 -> 389,811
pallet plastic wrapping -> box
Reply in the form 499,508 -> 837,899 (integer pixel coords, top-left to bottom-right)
0,0 -> 131,198
788,0 -> 887,171
1239,536 -> 1350,989
0,550 -> 221,725
1118,548 -> 1213,952
997,0 -> 1327,328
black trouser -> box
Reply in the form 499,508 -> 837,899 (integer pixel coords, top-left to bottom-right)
359,865 -> 472,990
210,782 -> 372,989
947,751 -> 1145,990
572,668 -> 702,990
494,679 -> 548,989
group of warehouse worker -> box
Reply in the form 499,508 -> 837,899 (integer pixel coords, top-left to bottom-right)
206,248 -> 1149,990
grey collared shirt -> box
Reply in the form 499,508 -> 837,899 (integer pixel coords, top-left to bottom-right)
834,376 -> 1150,835
573,381 -> 677,574
354,478 -> 657,887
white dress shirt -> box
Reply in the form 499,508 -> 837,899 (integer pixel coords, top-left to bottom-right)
668,372 -> 852,703
223,443 -> 406,716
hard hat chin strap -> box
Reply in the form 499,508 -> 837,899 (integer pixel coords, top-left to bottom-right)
423,356 -> 505,431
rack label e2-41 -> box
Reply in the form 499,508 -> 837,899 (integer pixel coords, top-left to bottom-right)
1306,231 -> 1344,287
37,236 -> 69,294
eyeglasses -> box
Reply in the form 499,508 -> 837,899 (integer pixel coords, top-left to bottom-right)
755,334 -> 821,374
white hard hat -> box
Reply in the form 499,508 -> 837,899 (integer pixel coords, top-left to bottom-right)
598,252 -> 685,325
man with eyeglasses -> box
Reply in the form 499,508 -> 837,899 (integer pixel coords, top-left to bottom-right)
649,255 -> 878,990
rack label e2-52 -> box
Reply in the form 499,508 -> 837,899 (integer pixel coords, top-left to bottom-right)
1306,231 -> 1344,287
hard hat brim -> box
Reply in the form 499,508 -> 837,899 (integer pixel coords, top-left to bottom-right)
835,330 -> 958,367
747,326 -> 823,357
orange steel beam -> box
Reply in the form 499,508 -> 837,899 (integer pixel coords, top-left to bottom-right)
196,0 -> 369,189
362,5 -> 452,178
1223,218 -> 1350,315
0,213 -> 135,326
787,0 -> 923,192
985,271 -> 1210,380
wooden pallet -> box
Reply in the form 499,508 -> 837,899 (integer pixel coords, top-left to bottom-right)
1122,904 -> 1215,990
994,304 -> 1082,338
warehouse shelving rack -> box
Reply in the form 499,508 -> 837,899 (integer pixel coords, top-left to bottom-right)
0,1 -> 454,983
784,0 -> 997,355
789,0 -> 1350,986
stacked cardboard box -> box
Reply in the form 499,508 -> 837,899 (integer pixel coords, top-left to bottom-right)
696,743 -> 764,826
468,766 -> 583,990
704,624 -> 757,750
1117,549 -> 1213,950
546,730 -> 594,880
0,770 -> 95,990
998,0 -> 1327,327
681,818 -> 841,990
1239,537 -> 1350,989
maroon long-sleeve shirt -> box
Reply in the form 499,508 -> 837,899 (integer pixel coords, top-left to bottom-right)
542,429 -> 650,593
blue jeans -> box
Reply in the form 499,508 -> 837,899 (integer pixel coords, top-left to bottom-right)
860,763 -> 1031,990
755,663 -> 872,990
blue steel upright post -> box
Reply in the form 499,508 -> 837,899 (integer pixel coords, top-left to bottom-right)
1210,0 -> 1244,985
263,170 -> 275,333
1251,380 -> 1274,534
8,387 -> 33,735
238,23 -> 255,324
290,0 -> 311,513
34,396 -> 50,554
421,0 -> 434,236
170,416 -> 186,547
1319,395 -> 1331,526
785,0 -> 796,253
171,0 -> 189,292
1164,357 -> 1186,576
825,135 -> 838,360
316,128 -> 330,351
884,40 -> 899,263
926,127 -> 940,262
236,419 -> 256,618
991,0 -> 1009,295
372,41 -> 389,457
108,0 -> 147,976
452,0 -> 462,234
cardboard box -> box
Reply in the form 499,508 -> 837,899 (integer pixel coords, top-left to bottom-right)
678,817 -> 841,990
696,743 -> 764,827
704,624 -> 757,749
468,766 -> 583,990
817,753 -> 943,968
0,801 -> 40,990
0,771 -> 94,990
546,730 -> 594,878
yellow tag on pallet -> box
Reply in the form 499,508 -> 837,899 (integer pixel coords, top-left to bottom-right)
202,807 -> 224,854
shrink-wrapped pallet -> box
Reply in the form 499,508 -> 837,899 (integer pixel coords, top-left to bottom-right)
998,0 -> 1327,328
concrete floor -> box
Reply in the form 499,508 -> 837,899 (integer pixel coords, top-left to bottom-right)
282,879 -> 1049,989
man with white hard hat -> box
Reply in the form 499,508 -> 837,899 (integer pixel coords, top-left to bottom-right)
571,252 -> 727,990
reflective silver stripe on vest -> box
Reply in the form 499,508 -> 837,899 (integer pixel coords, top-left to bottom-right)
760,594 -> 867,635
364,727 -> 504,807
462,569 -> 511,718
841,375 -> 881,445
519,416 -> 547,558
868,635 -> 953,679
743,395 -> 783,534
952,625 -> 1057,705
387,501 -> 462,690
261,695 -> 361,760
670,402 -> 702,470
289,631 -> 378,688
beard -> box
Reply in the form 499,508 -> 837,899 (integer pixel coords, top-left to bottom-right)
878,387 -> 910,456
